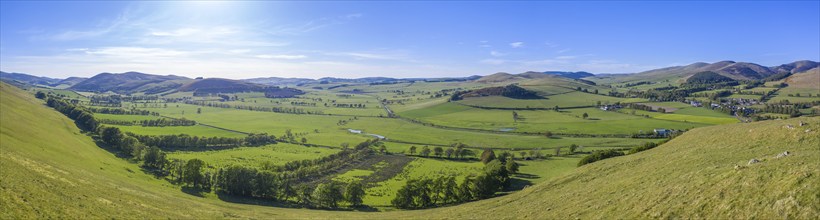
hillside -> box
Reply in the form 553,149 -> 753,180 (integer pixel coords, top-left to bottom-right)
783,67 -> 820,89
0,71 -> 61,86
178,78 -> 265,94
69,72 -> 191,94
56,77 -> 88,87
457,84 -> 542,99
599,60 -> 819,84
2,81 -> 817,218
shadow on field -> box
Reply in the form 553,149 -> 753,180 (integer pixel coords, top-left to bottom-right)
216,193 -> 301,208
181,186 -> 208,198
507,177 -> 534,191
215,193 -> 378,212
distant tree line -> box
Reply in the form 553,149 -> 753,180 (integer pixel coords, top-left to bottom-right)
184,100 -> 324,115
128,133 -> 277,150
88,107 -> 159,116
98,117 -> 197,127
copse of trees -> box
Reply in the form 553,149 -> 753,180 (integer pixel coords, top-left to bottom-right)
210,140 -> 378,207
577,149 -> 625,166
627,142 -> 659,154
392,152 -> 517,209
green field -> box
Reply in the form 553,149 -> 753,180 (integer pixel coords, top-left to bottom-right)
457,92 -> 642,109
400,102 -> 711,134
167,143 -> 340,168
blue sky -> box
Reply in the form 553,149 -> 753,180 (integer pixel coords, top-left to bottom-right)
1,1 -> 818,79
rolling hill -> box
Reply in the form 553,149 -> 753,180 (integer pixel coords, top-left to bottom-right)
782,67 -> 820,89
178,78 -> 265,92
0,71 -> 62,86
597,60 -> 820,84
2,81 -> 816,219
69,72 -> 191,94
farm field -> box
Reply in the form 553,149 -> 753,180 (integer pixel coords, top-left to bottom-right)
399,102 -> 710,134
346,117 -> 654,149
457,92 -> 644,109
166,143 -> 340,168
112,124 -> 248,138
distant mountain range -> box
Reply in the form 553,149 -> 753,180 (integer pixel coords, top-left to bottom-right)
0,71 -> 86,87
1,60 -> 816,94
476,71 -> 595,84
614,60 -> 819,82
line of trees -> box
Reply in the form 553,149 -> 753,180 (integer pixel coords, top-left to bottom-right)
42,95 -> 99,131
577,149 -> 625,166
88,107 -> 159,116
184,100 -> 323,115
128,133 -> 277,150
98,117 -> 197,127
408,143 -> 476,160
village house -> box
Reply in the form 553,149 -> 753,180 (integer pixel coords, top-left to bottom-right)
653,128 -> 671,136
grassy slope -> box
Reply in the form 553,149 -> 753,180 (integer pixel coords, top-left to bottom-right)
2,82 -> 818,218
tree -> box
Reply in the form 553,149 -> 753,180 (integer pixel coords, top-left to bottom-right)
529,149 -> 543,159
442,176 -> 458,204
379,145 -> 387,154
340,142 -> 350,150
457,176 -> 475,202
312,182 -> 343,209
143,146 -> 166,169
99,126 -> 124,148
433,146 -> 444,157
409,146 -> 417,155
301,137 -> 307,144
344,181 -> 365,207
298,185 -> 313,205
421,146 -> 431,157
35,91 -> 46,99
569,144 -> 579,154
544,131 -> 553,138
554,105 -> 560,111
460,149 -> 475,160
582,112 -> 589,119
480,149 -> 496,164
445,148 -> 455,158
519,151 -> 528,159
555,147 -> 562,156
505,161 -> 519,174
183,159 -> 206,188
197,107 -> 202,114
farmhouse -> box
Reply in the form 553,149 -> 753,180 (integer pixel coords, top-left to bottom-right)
600,104 -> 622,111
653,128 -> 671,136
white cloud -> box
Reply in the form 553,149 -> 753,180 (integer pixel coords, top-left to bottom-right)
84,47 -> 191,58
556,55 -> 577,60
490,51 -> 507,57
509,42 -> 524,48
255,54 -> 307,59
150,28 -> 200,37
556,48 -> 572,54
